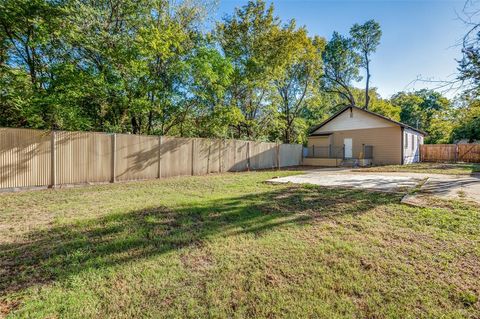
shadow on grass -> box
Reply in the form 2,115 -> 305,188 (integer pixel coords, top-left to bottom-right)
0,186 -> 400,297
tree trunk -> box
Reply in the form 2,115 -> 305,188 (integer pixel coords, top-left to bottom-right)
131,116 -> 140,134
364,54 -> 370,110
284,126 -> 291,144
147,110 -> 153,135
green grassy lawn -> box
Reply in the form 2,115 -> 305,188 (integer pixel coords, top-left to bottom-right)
1,171 -> 479,318
358,162 -> 480,175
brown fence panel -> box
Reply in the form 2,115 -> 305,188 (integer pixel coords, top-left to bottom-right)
160,137 -> 194,178
0,128 -> 51,188
209,139 -> 222,174
0,127 -> 303,189
56,131 -> 112,185
115,134 -> 158,181
249,141 -> 277,170
458,144 -> 480,163
221,139 -> 249,172
420,144 -> 480,163
420,144 -> 456,162
221,139 -> 235,172
193,138 -> 222,175
280,144 -> 303,167
193,138 -> 208,175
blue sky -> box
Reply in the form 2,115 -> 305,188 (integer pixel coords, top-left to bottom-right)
214,0 -> 469,98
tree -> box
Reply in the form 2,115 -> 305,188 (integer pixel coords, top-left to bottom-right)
0,0 -> 219,135
0,0 -> 63,128
216,0 -> 286,139
3,0 -> 388,144
321,32 -> 361,107
300,91 -> 343,133
390,89 -> 454,143
451,97 -> 480,142
350,20 -> 382,110
183,46 -> 239,138
273,25 -> 325,143
133,0 -> 205,135
351,87 -> 400,120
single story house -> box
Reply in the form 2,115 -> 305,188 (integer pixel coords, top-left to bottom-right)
305,105 -> 426,166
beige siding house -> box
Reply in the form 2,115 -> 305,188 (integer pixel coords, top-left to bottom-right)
305,106 -> 426,166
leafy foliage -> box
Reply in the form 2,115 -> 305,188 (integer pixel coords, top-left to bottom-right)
0,0 -> 471,144
350,19 -> 382,109
391,90 -> 454,143
451,98 -> 480,143
321,32 -> 360,107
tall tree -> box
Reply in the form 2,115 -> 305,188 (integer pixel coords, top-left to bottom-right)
350,20 -> 382,110
458,1 -> 480,96
273,24 -> 324,143
183,45 -> 237,138
0,0 -> 64,128
216,0 -> 285,139
351,87 -> 400,120
321,32 -> 361,107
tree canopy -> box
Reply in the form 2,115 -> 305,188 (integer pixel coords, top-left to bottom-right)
0,0 -> 476,144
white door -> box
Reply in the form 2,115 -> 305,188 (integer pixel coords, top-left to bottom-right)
344,138 -> 352,158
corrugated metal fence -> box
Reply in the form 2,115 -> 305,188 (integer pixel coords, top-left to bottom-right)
0,128 -> 303,189
420,144 -> 480,163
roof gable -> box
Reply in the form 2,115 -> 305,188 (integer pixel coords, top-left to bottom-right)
310,106 -> 426,136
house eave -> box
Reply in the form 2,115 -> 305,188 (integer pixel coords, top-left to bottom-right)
309,132 -> 333,137
308,105 -> 428,136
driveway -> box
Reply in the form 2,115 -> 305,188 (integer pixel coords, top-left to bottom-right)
267,168 -> 480,203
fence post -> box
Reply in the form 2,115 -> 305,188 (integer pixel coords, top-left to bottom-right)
233,140 -> 237,171
218,139 -> 223,173
50,130 -> 56,188
191,139 -> 195,176
276,142 -> 280,169
207,140 -> 211,174
454,144 -> 459,163
157,135 -> 162,179
312,145 -> 315,158
111,133 -> 116,183
247,141 -> 251,171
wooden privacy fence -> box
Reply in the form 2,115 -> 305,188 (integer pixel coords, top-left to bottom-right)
420,144 -> 480,163
0,128 -> 303,189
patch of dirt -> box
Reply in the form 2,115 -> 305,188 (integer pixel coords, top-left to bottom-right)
0,299 -> 20,318
180,244 -> 214,275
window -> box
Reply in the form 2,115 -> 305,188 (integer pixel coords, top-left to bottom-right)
404,133 -> 408,148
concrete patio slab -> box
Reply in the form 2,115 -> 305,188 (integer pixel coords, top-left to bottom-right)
268,168 -> 480,203
267,169 -> 425,193
421,175 -> 480,203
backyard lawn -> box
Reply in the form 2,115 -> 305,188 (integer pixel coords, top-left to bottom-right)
1,171 -> 479,318
358,162 -> 480,175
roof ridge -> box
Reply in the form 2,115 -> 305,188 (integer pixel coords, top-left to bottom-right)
309,105 -> 427,136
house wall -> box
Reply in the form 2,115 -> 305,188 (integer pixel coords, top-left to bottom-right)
329,126 -> 402,165
307,126 -> 403,165
309,108 -> 403,165
307,107 -> 428,165
403,128 -> 424,164
303,157 -> 341,167
307,136 -> 330,148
